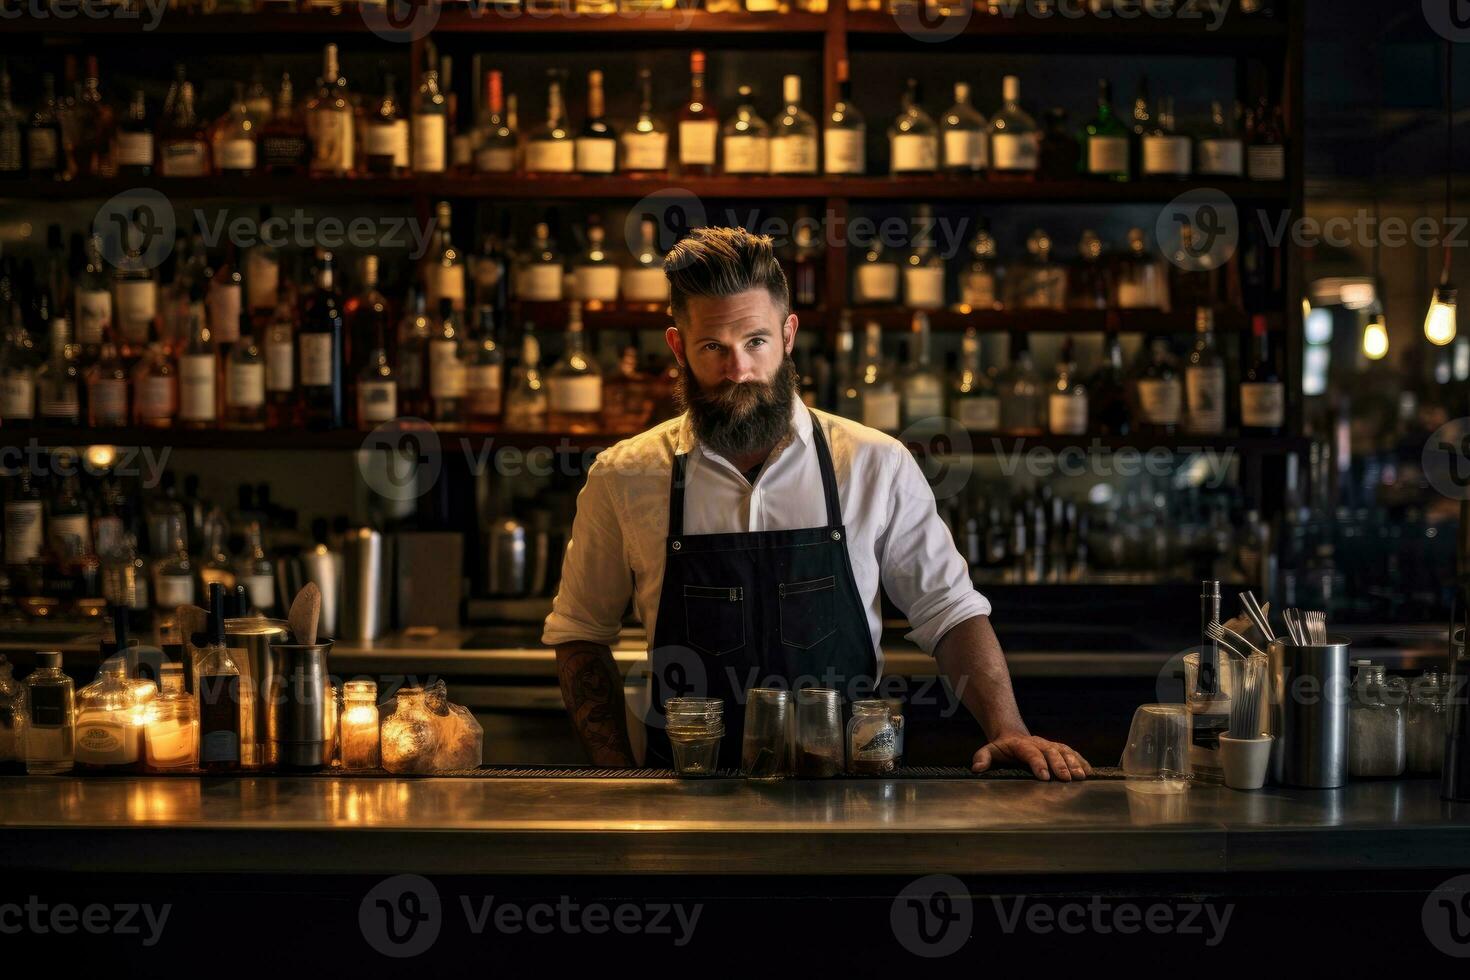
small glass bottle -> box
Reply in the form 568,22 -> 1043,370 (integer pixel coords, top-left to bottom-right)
623,218 -> 670,311
340,679 -> 381,770
853,232 -> 900,305
721,85 -> 771,175
770,74 -> 818,175
143,662 -> 198,772
940,81 -> 988,174
194,584 -> 242,773
74,657 -> 145,772
572,224 -> 620,308
847,699 -> 898,775
1349,664 -> 1406,779
888,77 -> 938,175
24,651 -> 75,775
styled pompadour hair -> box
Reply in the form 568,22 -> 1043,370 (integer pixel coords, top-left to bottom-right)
663,226 -> 790,323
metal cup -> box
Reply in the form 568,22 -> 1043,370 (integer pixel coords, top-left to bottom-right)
265,639 -> 333,771
225,617 -> 288,771
1268,638 -> 1352,788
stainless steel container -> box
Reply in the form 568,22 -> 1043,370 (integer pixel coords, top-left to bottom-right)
340,527 -> 388,642
225,617 -> 288,771
1268,638 -> 1351,788
265,639 -> 333,770
299,545 -> 341,640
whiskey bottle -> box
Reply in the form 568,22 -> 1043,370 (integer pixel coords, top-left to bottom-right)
1081,79 -> 1129,181
264,286 -> 298,428
88,326 -> 130,428
74,55 -> 116,178
159,75 -> 210,178
395,291 -> 430,419
722,85 -> 770,175
308,44 -> 355,177
858,320 -> 899,432
1090,315 -> 1131,436
1133,334 -> 1182,435
547,303 -> 603,432
903,208 -> 945,310
1141,94 -> 1191,179
770,74 -> 818,175
1239,314 -> 1284,436
74,233 -> 113,355
853,231 -> 899,305
1185,307 -> 1226,436
504,324 -> 549,429
300,251 -> 345,430
823,58 -> 865,176
195,584 -> 242,774
1069,230 -> 1111,310
889,78 -> 938,175
178,292 -> 219,430
226,307 -> 266,431
900,311 -> 944,426
520,221 -> 564,303
214,83 -> 258,177
958,225 -> 1000,312
23,652 -> 74,775
0,304 -> 35,427
366,72 -> 407,177
621,68 -> 669,174
1115,228 -> 1168,310
259,73 -> 309,176
134,341 -> 177,429
940,82 -> 988,174
575,69 -> 618,174
26,73 -> 64,179
429,298 -> 466,424
1198,100 -> 1244,177
464,304 -> 504,424
526,70 -> 575,174
622,217 -> 669,311
0,65 -> 23,178
1047,336 -> 1088,436
355,304 -> 398,428
677,50 -> 718,176
953,326 -> 1000,431
412,65 -> 449,175
999,333 -> 1044,435
1246,97 -> 1286,181
424,201 -> 466,314
988,76 -> 1039,179
473,69 -> 518,174
572,223 -> 620,309
36,316 -> 82,427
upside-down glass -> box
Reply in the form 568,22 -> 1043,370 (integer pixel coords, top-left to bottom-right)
666,697 -> 724,777
795,688 -> 843,777
741,689 -> 792,781
1120,703 -> 1191,793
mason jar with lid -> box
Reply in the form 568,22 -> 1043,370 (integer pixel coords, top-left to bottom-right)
1406,668 -> 1449,775
848,699 -> 898,775
1348,664 -> 1406,778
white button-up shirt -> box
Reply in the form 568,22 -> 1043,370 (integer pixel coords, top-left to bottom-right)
542,402 -> 992,673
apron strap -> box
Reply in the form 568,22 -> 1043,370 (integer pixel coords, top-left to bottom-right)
668,450 -> 690,540
807,408 -> 844,529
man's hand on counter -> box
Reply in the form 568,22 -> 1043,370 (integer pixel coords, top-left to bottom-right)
971,732 -> 1094,782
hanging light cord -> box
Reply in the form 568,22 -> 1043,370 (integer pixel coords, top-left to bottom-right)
1444,36 -> 1454,288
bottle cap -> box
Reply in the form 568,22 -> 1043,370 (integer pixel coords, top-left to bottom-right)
37,651 -> 62,669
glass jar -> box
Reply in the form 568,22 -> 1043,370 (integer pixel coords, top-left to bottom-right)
885,698 -> 906,768
795,688 -> 843,777
741,688 -> 792,781
324,682 -> 341,768
23,651 -> 75,774
666,697 -> 724,777
75,657 -> 146,772
1406,668 -> 1449,775
380,687 -> 440,774
848,699 -> 898,775
340,680 -> 381,771
143,662 -> 199,772
0,655 -> 21,764
1349,664 -> 1406,778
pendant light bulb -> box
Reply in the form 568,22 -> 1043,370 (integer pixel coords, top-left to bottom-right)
1363,314 -> 1389,360
1425,285 -> 1458,346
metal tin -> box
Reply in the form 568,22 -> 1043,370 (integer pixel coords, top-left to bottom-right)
1268,638 -> 1351,788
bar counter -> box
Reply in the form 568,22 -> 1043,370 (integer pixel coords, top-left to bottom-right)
3,775 -> 1467,877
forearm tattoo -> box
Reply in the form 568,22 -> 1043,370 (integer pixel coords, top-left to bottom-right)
558,646 -> 635,766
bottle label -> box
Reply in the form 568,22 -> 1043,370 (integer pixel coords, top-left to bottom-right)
299,333 -> 335,388
4,500 -> 42,564
990,132 -> 1039,171
115,280 -> 157,343
855,263 -> 899,304
429,339 -> 466,399
475,146 -> 517,173
2,375 -> 34,420
548,375 -> 603,414
431,265 -> 466,308
1198,138 -> 1244,176
891,133 -> 938,173
218,139 -> 257,171
411,115 -> 447,173
28,685 -> 65,728
467,365 -> 502,410
823,128 -> 865,175
862,390 -> 901,432
678,120 -> 718,166
1137,379 -> 1181,425
903,266 -> 945,310
75,288 -> 112,344
1142,135 -> 1192,176
905,386 -> 945,420
1049,393 -> 1089,435
367,121 -> 407,162
722,135 -> 770,174
154,574 -> 195,609
1185,365 -> 1225,434
621,267 -> 668,303
960,273 -> 997,309
0,130 -> 19,172
452,133 -> 473,169
178,354 -> 217,421
138,375 -> 175,419
574,265 -> 621,303
943,130 -> 987,170
243,573 -> 274,611
525,139 -> 575,173
620,131 -> 668,171
160,140 -> 209,177
48,513 -> 91,559
90,377 -> 128,425
77,721 -> 129,762
522,264 -> 564,302
359,379 -> 398,422
198,673 -> 241,764
261,133 -> 308,170
1086,135 -> 1129,174
266,339 -> 294,392
228,361 -> 266,408
393,119 -> 411,169
312,112 -> 354,173
1247,144 -> 1285,181
769,134 -> 818,174
208,284 -> 242,343
39,383 -> 80,422
574,137 -> 617,174
1240,381 -> 1284,428
957,396 -> 1000,431
245,252 -> 280,310
116,131 -> 154,167
26,129 -> 59,170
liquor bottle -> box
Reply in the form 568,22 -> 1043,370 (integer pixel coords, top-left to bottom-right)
1000,333 -> 1044,435
1198,100 -> 1244,177
396,291 -> 431,419
722,85 -> 770,175
346,253 -> 388,380
941,82 -> 988,174
504,324 -> 548,429
244,67 -> 274,124
1246,97 -> 1285,181
1069,230 -> 1111,310
308,45 -> 355,177
831,312 -> 860,419
770,74 -> 818,175
1141,95 -> 1191,179
264,287 -> 297,428
1090,315 -> 1130,436
824,58 -> 865,176
1008,229 -> 1067,310
428,298 -> 466,424
300,251 -> 345,430
88,327 -> 130,427
1115,228 -> 1168,310
520,221 -> 564,303
26,73 -> 64,179
572,223 -> 620,309
574,69 -> 618,174
1185,306 -> 1226,436
853,231 -> 899,305
113,89 -> 153,178
111,254 -> 156,357
1133,334 -> 1182,435
621,68 -> 669,174
213,83 -> 258,177
857,320 -> 899,432
199,512 -> 237,593
953,326 -> 1000,431
442,54 -> 469,174
1128,76 -> 1151,180
355,300 -> 397,428
159,76 -> 210,177
599,331 -> 651,432
366,72 -> 407,177
900,312 -> 944,425
1239,314 -> 1283,436
958,225 -> 1000,312
23,652 -> 74,775
0,65 -> 23,178
0,318 -> 36,427
623,217 -> 669,311
473,69 -> 518,174
225,304 -> 265,430
134,341 -> 177,428
74,56 -> 116,178
1048,336 -> 1088,436
988,76 -> 1039,179
74,234 -> 112,355
789,222 -> 821,310
424,201 -> 466,313
235,521 -> 275,614
259,73 -> 309,175
526,71 -> 575,174
903,208 -> 945,310
464,305 -> 504,424
412,64 -> 448,175
36,317 -> 82,427
678,50 -> 718,176
178,290 -> 218,430
1167,221 -> 1221,311
1039,109 -> 1080,182
5,469 -> 44,579
888,78 -> 938,175
195,584 -> 242,773
1081,79 -> 1129,181
547,303 -> 603,432
474,226 -> 510,312
1189,579 -> 1229,785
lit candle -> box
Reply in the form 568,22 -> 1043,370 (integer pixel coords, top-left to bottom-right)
340,680 -> 380,771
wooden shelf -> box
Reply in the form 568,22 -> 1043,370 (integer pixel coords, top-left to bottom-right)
845,9 -> 1288,48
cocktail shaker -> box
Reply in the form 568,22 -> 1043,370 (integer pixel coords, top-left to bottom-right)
224,617 -> 288,770
265,638 -> 332,771
340,527 -> 388,642
1268,638 -> 1351,788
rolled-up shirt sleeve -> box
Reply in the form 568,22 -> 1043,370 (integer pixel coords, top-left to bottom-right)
876,445 -> 992,655
542,457 -> 632,648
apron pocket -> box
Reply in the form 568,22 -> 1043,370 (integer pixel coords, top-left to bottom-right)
682,584 -> 746,657
779,575 -> 837,650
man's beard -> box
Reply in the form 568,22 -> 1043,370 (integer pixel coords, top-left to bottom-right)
675,355 -> 800,460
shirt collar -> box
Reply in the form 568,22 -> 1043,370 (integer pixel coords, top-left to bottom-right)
674,397 -> 812,458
